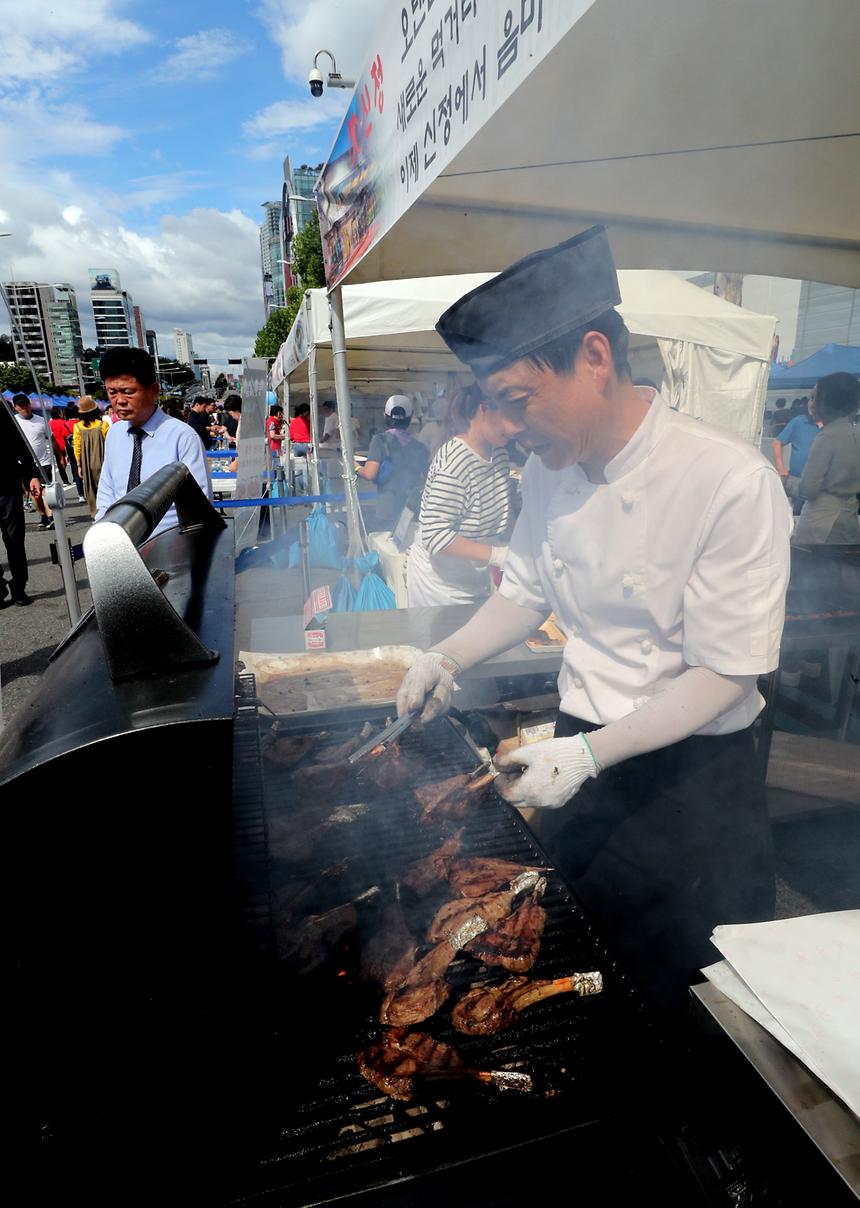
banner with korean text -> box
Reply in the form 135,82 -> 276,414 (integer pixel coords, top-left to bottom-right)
316,0 -> 597,287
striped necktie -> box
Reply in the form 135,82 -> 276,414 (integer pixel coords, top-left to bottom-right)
127,427 -> 145,491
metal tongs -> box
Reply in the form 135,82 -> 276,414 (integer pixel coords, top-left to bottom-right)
448,706 -> 498,780
347,711 -> 418,765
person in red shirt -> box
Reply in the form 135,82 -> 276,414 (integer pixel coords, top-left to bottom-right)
266,405 -> 284,456
288,404 -> 311,452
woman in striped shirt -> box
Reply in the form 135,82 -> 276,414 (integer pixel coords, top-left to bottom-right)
407,386 -> 520,606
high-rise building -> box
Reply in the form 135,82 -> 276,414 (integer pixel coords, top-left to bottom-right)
90,268 -> 136,350
47,284 -> 85,387
133,305 -> 147,350
291,164 -> 322,232
3,280 -> 85,385
173,328 -> 194,366
259,200 -> 286,317
146,329 -> 159,361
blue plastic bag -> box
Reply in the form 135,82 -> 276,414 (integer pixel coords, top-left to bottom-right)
331,575 -> 357,612
307,506 -> 346,569
354,572 -> 396,612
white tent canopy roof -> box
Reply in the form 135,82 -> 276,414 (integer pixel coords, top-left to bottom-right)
274,270 -> 774,389
327,0 -> 859,289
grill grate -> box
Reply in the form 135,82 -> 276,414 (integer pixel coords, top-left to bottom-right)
226,709 -> 662,1206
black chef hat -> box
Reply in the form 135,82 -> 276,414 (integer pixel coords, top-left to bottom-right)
436,225 -> 621,376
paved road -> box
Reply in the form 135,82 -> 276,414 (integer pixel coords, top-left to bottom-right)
0,486 -> 93,728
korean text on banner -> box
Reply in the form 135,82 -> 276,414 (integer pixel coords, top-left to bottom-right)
315,1 -> 598,287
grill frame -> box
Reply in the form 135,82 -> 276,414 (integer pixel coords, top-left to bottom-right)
224,698 -> 679,1206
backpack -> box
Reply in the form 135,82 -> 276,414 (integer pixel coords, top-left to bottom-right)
376,433 -> 429,514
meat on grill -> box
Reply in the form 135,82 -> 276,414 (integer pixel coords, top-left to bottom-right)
378,939 -> 457,1026
465,880 -> 547,973
448,856 -> 549,898
276,885 -> 380,974
261,732 -> 317,769
415,770 -> 495,827
360,738 -> 423,792
451,972 -> 604,1036
380,913 -> 489,1026
357,1028 -> 464,1100
360,888 -> 417,991
357,1028 -> 533,1100
268,802 -> 369,864
400,829 -> 464,896
426,871 -> 543,945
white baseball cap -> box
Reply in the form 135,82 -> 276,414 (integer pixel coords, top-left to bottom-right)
384,394 -> 413,417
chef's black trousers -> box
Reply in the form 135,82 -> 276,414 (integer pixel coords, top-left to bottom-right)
546,712 -> 775,1016
0,493 -> 28,593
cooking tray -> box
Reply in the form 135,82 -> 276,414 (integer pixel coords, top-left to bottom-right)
239,646 -> 420,717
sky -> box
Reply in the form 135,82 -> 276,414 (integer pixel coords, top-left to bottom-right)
0,0 -> 385,372
0,0 -> 806,378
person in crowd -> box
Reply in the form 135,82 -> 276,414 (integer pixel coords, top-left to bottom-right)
397,226 -> 791,1015
13,394 -> 58,530
49,406 -> 71,485
407,384 -> 516,606
771,392 -> 822,511
1,397 -> 43,605
288,402 -> 312,453
72,397 -> 111,517
320,399 -> 360,450
768,397 -> 789,438
221,395 -> 242,444
186,397 -> 216,450
94,347 -> 211,537
793,372 -> 860,544
266,404 -> 284,457
63,403 -> 87,502
357,395 -> 430,531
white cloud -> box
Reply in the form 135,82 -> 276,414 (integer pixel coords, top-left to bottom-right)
0,93 -> 126,163
243,94 -> 346,139
0,175 -> 265,361
255,0 -> 383,83
155,28 -> 251,82
0,0 -> 149,83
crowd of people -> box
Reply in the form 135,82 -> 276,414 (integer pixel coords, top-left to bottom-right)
0,347 -> 242,607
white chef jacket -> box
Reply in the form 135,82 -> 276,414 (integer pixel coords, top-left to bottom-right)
500,393 -> 791,735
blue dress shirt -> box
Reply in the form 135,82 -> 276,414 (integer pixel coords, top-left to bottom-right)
95,407 -> 213,537
776,414 -> 820,477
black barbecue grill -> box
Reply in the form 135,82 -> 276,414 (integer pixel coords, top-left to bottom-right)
218,701 -> 693,1206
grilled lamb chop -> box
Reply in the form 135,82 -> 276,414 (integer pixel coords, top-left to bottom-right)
276,885 -> 380,974
380,915 -> 489,1026
401,829 -> 464,896
268,802 -> 369,864
361,739 -> 423,792
426,870 -> 543,945
357,1028 -> 531,1100
360,887 -> 417,990
261,732 -> 317,769
415,770 -> 495,827
451,972 -> 604,1036
465,880 -> 547,973
449,856 -> 548,898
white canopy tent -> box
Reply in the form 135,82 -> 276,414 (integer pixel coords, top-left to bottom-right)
274,270 -> 774,444
311,0 -> 856,558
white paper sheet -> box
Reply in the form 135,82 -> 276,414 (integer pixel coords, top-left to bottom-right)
706,912 -> 860,1117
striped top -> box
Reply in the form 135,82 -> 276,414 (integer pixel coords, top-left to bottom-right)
418,437 -> 512,555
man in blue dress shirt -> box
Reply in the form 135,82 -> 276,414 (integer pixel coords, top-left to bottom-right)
94,347 -> 212,537
771,394 -> 822,510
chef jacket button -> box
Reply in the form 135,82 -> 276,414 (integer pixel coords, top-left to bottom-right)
552,558 -> 564,574
572,676 -> 584,689
621,491 -> 636,511
632,696 -> 647,709
640,639 -> 653,655
622,572 -> 635,590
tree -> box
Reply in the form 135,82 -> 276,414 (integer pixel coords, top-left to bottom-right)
292,210 -> 325,290
214,373 -> 228,392
254,285 -> 304,358
0,362 -> 52,394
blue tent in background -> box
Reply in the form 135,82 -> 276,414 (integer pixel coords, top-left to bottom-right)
769,344 -> 860,390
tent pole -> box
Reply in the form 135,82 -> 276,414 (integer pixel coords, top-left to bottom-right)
306,295 -> 322,497
329,284 -> 364,560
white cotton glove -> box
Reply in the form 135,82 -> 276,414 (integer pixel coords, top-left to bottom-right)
487,545 -> 508,569
396,651 -> 461,723
494,735 -> 601,810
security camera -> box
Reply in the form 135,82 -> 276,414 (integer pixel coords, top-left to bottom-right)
309,67 -> 324,97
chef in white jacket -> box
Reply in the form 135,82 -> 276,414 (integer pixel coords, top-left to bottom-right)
397,226 -> 792,1013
